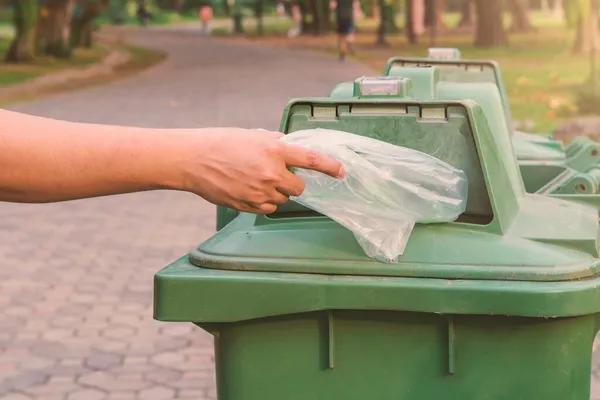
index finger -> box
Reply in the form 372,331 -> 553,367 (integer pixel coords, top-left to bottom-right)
281,144 -> 345,178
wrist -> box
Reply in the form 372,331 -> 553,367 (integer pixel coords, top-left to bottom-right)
143,130 -> 197,192
151,128 -> 218,193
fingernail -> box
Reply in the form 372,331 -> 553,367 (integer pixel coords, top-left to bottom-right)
337,166 -> 346,178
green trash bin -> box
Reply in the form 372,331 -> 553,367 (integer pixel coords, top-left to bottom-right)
155,88 -> 600,400
383,48 -> 600,169
327,71 -> 600,209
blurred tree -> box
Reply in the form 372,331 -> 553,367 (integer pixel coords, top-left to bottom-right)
380,0 -> 398,34
405,0 -> 417,44
474,0 -> 506,46
424,0 -> 445,30
375,0 -> 397,44
231,0 -> 243,33
171,0 -> 181,11
424,0 -> 443,45
71,0 -> 110,48
507,0 -> 531,32
307,0 -> 330,35
320,0 -> 331,34
221,0 -> 231,15
5,0 -> 38,62
105,0 -> 128,24
254,0 -> 264,34
571,0 -> 600,54
297,0 -> 310,34
37,0 -> 77,58
376,0 -> 388,44
458,0 -> 474,27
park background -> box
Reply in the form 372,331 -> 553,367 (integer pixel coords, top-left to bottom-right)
1,0 -> 600,134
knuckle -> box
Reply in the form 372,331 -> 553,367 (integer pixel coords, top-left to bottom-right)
265,141 -> 285,156
258,169 -> 280,183
305,150 -> 320,168
248,193 -> 268,205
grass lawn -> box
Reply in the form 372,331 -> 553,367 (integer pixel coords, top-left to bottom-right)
95,10 -> 198,27
0,36 -> 110,87
218,11 -> 591,134
0,34 -> 166,105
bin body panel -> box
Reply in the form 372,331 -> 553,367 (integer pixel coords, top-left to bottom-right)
212,311 -> 596,400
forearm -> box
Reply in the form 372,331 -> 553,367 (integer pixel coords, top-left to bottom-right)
0,109 -> 191,203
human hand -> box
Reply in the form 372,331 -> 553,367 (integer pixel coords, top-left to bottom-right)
178,128 -> 344,214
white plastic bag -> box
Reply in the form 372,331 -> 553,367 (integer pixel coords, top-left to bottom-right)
280,128 -> 468,263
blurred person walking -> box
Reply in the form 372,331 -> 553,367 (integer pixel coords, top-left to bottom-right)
287,2 -> 302,38
137,1 -> 150,26
199,4 -> 214,35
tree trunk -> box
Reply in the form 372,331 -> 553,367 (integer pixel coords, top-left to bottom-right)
458,0 -> 475,27
572,0 -> 600,54
171,0 -> 180,12
474,0 -> 507,47
424,0 -> 443,43
429,0 -> 438,45
374,0 -> 398,40
405,0 -> 418,44
5,0 -> 38,63
413,0 -> 425,35
71,0 -> 109,48
254,0 -> 264,35
308,0 -> 322,35
232,0 -> 243,34
298,1 -> 310,34
376,0 -> 387,44
424,0 -> 434,26
222,0 -> 231,16
320,0 -> 331,33
424,0 -> 444,29
308,0 -> 330,35
38,0 -> 77,58
435,0 -> 446,29
508,0 -> 531,32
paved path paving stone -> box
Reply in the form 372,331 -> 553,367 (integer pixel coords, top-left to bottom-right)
0,28 -> 369,399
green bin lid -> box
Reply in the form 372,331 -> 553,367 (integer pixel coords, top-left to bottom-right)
189,95 -> 599,283
332,71 -> 566,164
384,54 -> 567,161
384,57 -> 512,127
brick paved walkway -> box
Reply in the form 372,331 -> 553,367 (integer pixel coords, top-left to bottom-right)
0,28 -> 370,400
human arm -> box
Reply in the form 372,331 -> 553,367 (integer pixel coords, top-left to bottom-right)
0,109 -> 344,213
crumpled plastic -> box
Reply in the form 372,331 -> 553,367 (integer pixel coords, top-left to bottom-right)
280,128 -> 468,263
